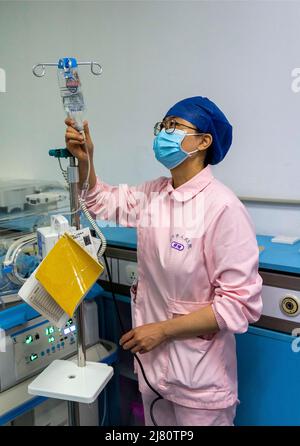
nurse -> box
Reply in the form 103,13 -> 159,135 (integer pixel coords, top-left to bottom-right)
65,96 -> 263,426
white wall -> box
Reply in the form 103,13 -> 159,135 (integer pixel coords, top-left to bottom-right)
0,0 -> 300,235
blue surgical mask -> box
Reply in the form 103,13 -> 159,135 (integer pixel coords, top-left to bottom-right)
153,129 -> 201,170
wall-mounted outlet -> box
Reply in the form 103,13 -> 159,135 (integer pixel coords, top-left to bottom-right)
119,260 -> 138,286
126,264 -> 138,285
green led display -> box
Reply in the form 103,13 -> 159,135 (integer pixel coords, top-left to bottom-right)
45,326 -> 55,336
25,335 -> 33,344
66,319 -> 73,327
48,336 -> 55,343
30,354 -> 38,362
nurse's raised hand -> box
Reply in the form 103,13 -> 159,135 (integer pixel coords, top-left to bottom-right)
64,118 -> 97,190
119,322 -> 169,354
65,118 -> 94,163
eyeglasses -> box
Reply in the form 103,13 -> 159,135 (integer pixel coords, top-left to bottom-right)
153,119 -> 199,136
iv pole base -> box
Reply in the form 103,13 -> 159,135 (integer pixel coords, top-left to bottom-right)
28,359 -> 113,404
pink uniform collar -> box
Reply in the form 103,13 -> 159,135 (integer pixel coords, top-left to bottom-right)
166,165 -> 214,202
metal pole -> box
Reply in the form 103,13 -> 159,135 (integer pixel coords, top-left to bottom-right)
68,157 -> 86,368
69,157 -> 81,230
67,401 -> 80,427
67,157 -> 87,426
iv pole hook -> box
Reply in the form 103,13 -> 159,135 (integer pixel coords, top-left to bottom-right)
32,61 -> 103,77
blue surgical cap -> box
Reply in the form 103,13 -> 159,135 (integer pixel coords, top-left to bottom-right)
165,96 -> 233,165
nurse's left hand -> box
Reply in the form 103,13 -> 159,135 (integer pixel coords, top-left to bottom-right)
119,322 -> 168,354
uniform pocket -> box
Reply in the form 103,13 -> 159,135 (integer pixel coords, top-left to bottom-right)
165,299 -> 226,391
167,298 -> 213,315
165,336 -> 215,389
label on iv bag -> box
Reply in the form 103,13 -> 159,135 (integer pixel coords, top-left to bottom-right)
69,228 -> 98,260
66,76 -> 80,94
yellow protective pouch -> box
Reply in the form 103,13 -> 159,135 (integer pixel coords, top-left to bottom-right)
35,233 -> 104,317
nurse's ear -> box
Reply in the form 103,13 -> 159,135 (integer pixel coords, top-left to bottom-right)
197,133 -> 213,150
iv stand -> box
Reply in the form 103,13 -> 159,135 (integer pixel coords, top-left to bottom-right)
31,58 -> 102,371
28,59 -> 113,427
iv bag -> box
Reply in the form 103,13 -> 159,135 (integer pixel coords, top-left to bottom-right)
57,58 -> 85,132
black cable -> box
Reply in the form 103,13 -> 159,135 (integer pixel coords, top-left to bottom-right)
102,252 -> 163,426
102,253 -> 125,332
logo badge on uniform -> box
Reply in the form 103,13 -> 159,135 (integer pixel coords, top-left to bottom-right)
170,234 -> 192,251
171,241 -> 184,251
